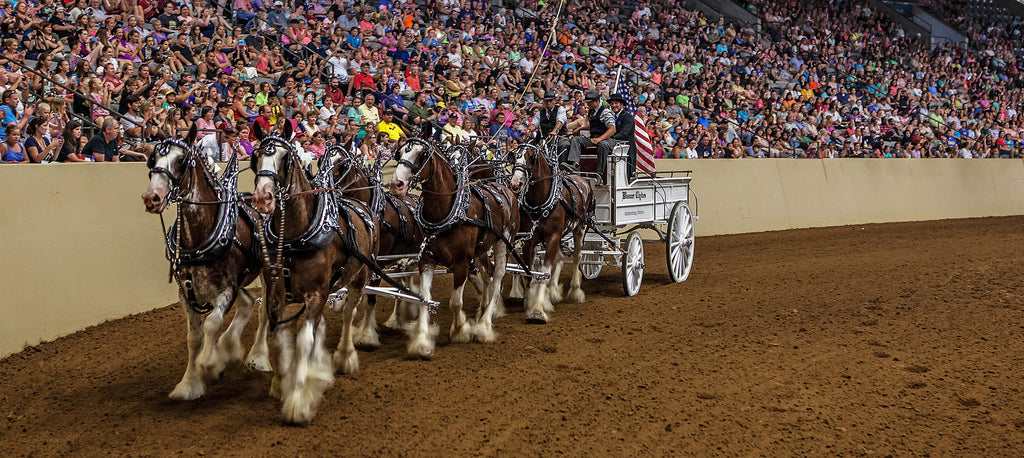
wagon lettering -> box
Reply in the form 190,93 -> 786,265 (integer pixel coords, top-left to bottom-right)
620,191 -> 649,200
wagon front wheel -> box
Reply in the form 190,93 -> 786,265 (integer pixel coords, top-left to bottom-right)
666,202 -> 695,283
579,239 -> 603,280
621,231 -> 644,296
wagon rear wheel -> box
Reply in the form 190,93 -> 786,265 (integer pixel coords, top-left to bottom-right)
621,231 -> 644,296
666,202 -> 695,283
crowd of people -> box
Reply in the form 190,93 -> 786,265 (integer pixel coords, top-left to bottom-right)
0,0 -> 1021,165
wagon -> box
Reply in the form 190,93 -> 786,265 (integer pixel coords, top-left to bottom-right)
573,143 -> 697,296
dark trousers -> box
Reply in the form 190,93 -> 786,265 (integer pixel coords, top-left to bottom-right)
566,136 -> 616,171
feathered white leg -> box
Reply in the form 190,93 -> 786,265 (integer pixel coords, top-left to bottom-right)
218,289 -> 254,367
354,291 -> 381,349
547,253 -> 564,305
566,233 -> 586,303
170,301 -> 206,400
406,267 -> 437,359
510,276 -> 526,299
196,291 -> 234,384
525,263 -> 552,324
448,281 -> 472,343
245,295 -> 272,372
473,240 -> 506,342
282,317 -> 330,425
333,292 -> 362,374
268,326 -> 294,400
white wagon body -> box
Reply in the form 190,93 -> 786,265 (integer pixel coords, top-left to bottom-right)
575,143 -> 697,296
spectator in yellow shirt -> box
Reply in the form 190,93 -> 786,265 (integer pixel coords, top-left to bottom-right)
377,110 -> 406,142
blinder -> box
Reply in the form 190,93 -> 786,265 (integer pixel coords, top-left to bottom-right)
394,138 -> 433,182
253,136 -> 295,184
147,138 -> 194,186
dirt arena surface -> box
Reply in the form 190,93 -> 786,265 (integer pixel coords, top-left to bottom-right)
3,216 -> 1024,455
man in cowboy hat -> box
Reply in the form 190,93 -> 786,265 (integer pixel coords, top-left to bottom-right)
566,89 -> 617,172
607,92 -> 637,176
527,91 -> 570,157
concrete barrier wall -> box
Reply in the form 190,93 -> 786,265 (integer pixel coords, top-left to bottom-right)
0,164 -> 179,358
668,159 -> 1024,235
2,159 -> 1023,357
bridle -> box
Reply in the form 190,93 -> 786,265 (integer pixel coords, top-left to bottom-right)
147,138 -> 196,190
252,135 -> 297,192
394,137 -> 439,187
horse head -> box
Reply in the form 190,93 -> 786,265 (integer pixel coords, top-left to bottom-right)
252,118 -> 297,214
141,125 -> 199,213
510,143 -> 543,193
388,137 -> 434,198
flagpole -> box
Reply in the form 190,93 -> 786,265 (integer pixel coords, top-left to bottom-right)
613,65 -> 623,96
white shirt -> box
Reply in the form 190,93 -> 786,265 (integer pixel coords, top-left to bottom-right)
197,134 -> 226,162
519,58 -> 535,74
327,55 -> 349,81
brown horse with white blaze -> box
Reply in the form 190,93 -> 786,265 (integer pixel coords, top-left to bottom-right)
509,140 -> 595,323
251,121 -> 379,425
389,138 -> 520,359
141,128 -> 269,400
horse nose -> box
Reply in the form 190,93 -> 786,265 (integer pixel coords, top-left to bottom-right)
142,191 -> 160,209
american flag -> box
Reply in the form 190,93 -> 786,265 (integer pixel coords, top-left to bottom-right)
615,70 -> 656,176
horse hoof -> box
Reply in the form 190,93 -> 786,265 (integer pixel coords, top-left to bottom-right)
353,329 -> 381,350
169,380 -> 206,401
473,330 -> 497,343
525,314 -> 548,325
244,357 -> 272,372
567,288 -> 585,304
333,351 -> 359,375
449,323 -> 473,344
282,404 -> 316,426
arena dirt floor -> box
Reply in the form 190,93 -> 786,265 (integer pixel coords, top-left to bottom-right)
3,216 -> 1024,455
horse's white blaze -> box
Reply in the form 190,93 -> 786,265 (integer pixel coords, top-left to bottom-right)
143,144 -> 187,212
510,152 -> 527,189
253,144 -> 289,211
391,143 -> 424,190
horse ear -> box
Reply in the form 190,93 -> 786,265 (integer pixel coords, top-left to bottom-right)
185,123 -> 198,145
252,121 -> 265,141
282,118 -> 294,141
419,123 -> 432,140
317,146 -> 331,170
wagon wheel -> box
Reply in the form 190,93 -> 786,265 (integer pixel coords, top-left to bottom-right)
579,239 -> 603,280
666,201 -> 695,283
621,231 -> 644,296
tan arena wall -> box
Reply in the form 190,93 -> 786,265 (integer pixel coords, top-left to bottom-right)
2,159 -> 1023,357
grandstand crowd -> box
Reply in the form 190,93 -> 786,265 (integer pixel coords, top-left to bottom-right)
0,0 -> 1021,164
